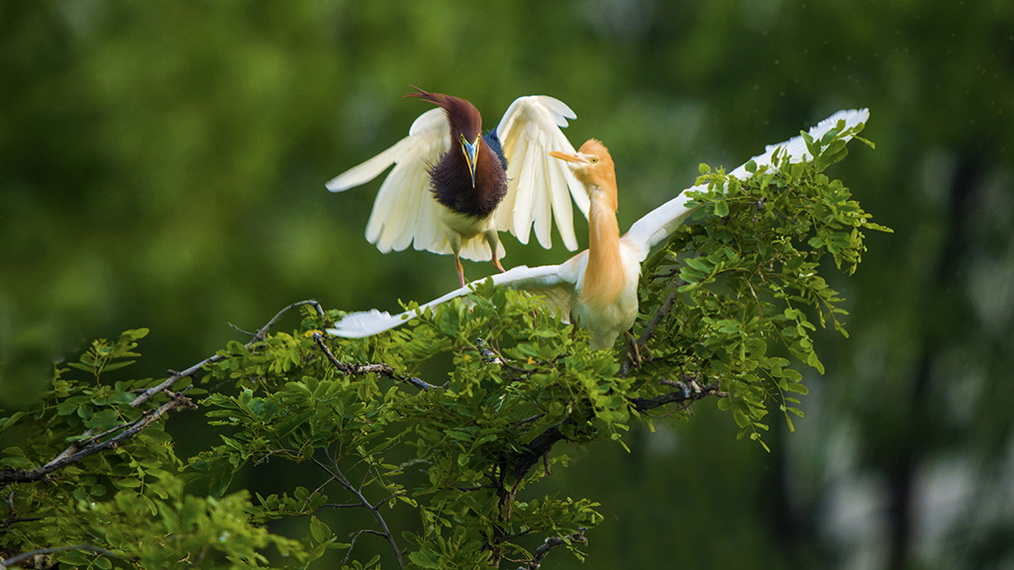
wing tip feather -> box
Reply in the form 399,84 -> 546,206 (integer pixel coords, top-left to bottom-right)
326,309 -> 402,338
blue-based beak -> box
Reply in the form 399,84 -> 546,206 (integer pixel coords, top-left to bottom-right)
460,135 -> 479,188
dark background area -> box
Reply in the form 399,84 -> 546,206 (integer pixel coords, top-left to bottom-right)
2,1 -> 1012,568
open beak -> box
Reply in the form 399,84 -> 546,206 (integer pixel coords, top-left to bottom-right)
460,135 -> 479,188
548,150 -> 588,166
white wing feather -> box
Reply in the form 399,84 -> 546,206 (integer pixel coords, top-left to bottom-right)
624,108 -> 870,262
495,96 -> 590,250
327,264 -> 575,338
729,108 -> 869,179
326,108 -> 452,254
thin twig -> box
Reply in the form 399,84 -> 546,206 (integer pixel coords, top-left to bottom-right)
129,300 -> 325,409
511,414 -> 545,429
251,300 -> 326,344
341,529 -> 389,567
1,491 -> 41,530
311,458 -> 405,569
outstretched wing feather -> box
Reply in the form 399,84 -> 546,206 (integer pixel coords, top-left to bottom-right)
494,96 -> 589,250
328,108 -> 452,254
327,263 -> 575,338
624,108 -> 870,262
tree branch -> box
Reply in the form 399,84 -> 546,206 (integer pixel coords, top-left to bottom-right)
0,300 -> 323,485
630,378 -> 728,412
0,544 -> 119,569
503,377 -> 726,482
312,332 -> 441,390
520,528 -> 587,570
621,286 -> 682,376
0,388 -> 196,484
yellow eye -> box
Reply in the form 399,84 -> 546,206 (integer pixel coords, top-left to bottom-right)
589,156 -> 600,164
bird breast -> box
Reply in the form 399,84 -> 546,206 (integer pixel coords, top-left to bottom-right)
572,242 -> 641,350
438,208 -> 496,239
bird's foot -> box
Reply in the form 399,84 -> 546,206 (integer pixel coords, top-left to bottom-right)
624,331 -> 644,368
493,256 -> 506,273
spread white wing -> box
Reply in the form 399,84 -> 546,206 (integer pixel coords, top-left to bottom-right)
494,96 -> 590,251
623,108 -> 870,262
326,108 -> 453,255
326,262 -> 582,338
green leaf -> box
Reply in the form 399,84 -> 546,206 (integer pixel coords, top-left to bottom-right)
310,515 -> 332,543
784,382 -> 809,395
85,409 -> 120,431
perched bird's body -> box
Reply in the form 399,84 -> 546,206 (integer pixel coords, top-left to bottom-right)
328,109 -> 871,350
328,88 -> 589,285
558,243 -> 642,349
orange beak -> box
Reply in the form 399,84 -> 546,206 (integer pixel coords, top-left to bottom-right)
548,150 -> 588,165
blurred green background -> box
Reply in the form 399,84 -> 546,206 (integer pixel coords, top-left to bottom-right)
2,1 -> 1012,568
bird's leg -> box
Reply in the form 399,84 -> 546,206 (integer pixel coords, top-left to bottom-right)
484,230 -> 506,273
455,255 -> 467,287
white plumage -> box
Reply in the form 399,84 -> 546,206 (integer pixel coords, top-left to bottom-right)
327,95 -> 590,263
328,108 -> 870,348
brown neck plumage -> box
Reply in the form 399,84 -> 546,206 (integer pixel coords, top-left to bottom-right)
406,88 -> 506,217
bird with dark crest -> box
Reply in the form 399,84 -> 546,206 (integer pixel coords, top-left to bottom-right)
327,109 -> 871,350
327,88 -> 590,286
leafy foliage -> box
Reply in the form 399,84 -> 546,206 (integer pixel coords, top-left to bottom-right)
0,125 -> 882,568
640,122 -> 887,448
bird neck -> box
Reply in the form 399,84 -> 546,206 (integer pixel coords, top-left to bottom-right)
580,185 -> 625,308
430,138 -> 507,218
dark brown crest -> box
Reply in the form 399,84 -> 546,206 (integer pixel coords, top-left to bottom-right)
406,87 -> 482,142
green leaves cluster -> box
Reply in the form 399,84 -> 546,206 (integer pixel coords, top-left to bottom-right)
1,330 -> 303,568
190,290 -> 617,568
639,119 -> 888,448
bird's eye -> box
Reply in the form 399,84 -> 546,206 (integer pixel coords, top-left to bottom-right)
589,156 -> 600,164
